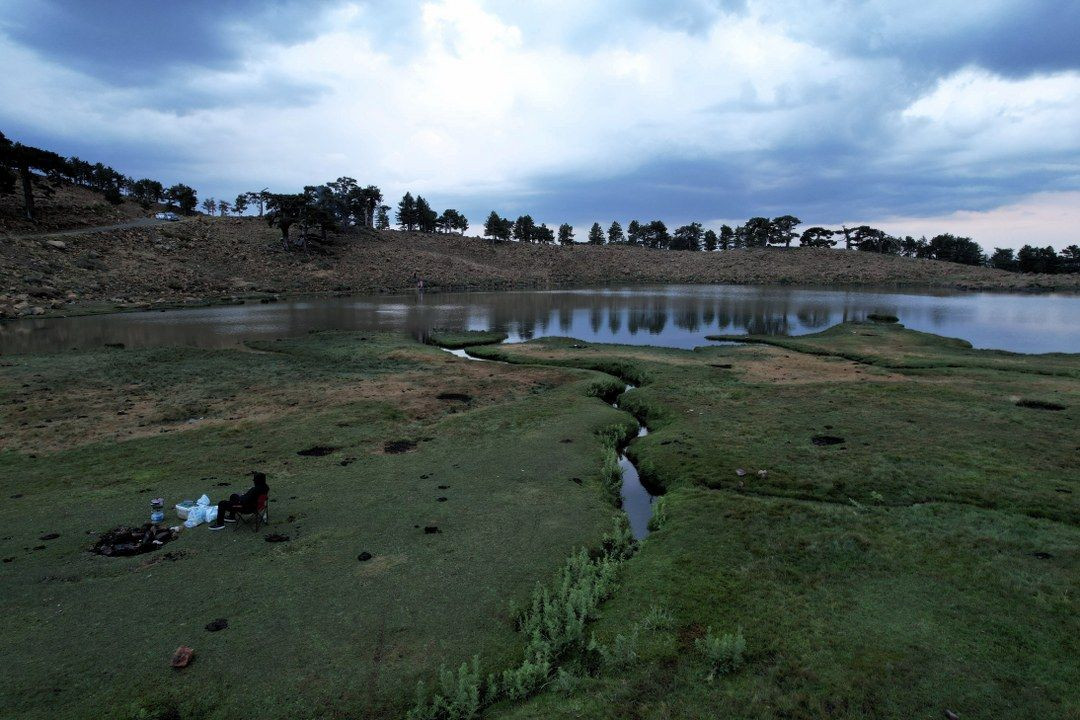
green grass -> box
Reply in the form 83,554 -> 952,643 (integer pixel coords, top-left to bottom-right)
467,323 -> 1080,719
0,332 -> 630,720
425,329 -> 509,349
4,322 -> 1078,719
707,321 -> 1080,377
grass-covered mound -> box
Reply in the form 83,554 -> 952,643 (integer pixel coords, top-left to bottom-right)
425,328 -> 509,349
471,324 -> 1079,719
0,332 -> 632,720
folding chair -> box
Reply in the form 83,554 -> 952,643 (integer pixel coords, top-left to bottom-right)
234,494 -> 269,531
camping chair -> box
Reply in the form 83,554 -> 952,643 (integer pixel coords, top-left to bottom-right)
234,494 -> 269,531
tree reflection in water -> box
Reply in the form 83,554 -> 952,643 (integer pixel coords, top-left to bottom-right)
2,284 -> 1074,354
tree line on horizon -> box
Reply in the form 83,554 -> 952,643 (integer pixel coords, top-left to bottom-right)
475,209 -> 1080,274
2,134 -> 1075,274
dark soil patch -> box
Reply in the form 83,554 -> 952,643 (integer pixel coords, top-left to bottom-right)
437,497 -> 448,502
297,445 -> 338,456
423,526 -> 440,534
1033,551 -> 1053,560
384,439 -> 418,454
216,482 -> 230,487
92,524 -> 177,557
437,485 -> 449,489
357,551 -> 373,561
560,438 -> 573,443
812,435 -> 846,446
1016,399 -> 1066,411
104,342 -> 126,349
436,392 -> 472,402
709,363 -> 733,369
39,533 -> 60,541
867,313 -> 899,323
339,457 -> 356,466
10,493 -> 23,499
264,533 -> 290,543
205,618 -> 228,632
571,477 -> 583,485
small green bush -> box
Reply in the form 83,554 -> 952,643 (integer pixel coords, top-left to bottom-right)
694,627 -> 746,679
408,519 -> 636,718
593,625 -> 640,668
640,604 -> 675,631
647,495 -> 668,532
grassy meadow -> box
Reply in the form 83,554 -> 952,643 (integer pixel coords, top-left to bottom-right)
470,323 -> 1079,719
1,321 -> 1077,719
0,332 -> 632,720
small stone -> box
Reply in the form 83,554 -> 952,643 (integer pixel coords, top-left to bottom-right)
757,470 -> 768,478
735,468 -> 747,477
45,240 -> 66,250
205,618 -> 228,632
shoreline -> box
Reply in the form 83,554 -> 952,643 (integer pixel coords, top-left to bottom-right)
3,220 -> 1079,320
4,275 -> 1079,324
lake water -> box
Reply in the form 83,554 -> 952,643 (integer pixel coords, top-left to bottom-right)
2,284 -> 1078,355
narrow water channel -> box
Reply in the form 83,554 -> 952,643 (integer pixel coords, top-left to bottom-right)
441,347 -> 657,539
612,385 -> 655,540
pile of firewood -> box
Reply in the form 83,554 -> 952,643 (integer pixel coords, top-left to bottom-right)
92,523 -> 178,557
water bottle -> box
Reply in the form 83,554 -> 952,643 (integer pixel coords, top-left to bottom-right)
150,497 -> 165,525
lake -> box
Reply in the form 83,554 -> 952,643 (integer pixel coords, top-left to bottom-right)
1,284 -> 1078,355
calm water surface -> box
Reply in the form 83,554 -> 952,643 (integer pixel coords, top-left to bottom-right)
2,285 -> 1078,355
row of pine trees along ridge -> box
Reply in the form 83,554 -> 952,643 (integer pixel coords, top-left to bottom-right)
2,132 -> 1076,272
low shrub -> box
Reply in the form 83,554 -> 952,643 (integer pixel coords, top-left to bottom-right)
694,627 -> 746,679
408,518 -> 636,718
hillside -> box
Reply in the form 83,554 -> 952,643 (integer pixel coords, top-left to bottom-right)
0,176 -> 149,236
2,216 -> 1077,318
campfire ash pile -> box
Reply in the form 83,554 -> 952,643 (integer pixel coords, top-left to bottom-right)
92,524 -> 179,557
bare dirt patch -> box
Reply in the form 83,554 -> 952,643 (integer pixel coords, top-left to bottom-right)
737,347 -> 904,384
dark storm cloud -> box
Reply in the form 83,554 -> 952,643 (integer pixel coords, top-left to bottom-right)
474,151 -> 1080,230
766,0 -> 1080,79
0,0 -> 333,85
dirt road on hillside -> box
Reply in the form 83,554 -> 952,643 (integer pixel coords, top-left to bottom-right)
4,217 -> 167,240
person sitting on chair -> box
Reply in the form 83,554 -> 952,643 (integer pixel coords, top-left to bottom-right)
209,471 -> 268,530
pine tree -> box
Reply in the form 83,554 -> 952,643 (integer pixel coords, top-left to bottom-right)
587,222 -> 604,245
512,215 -> 536,243
558,223 -> 575,245
626,220 -> 642,246
484,211 -> 503,241
719,224 -> 734,250
396,192 -> 417,230
535,223 -> 555,244
607,221 -> 624,244
376,205 -> 390,229
415,195 -> 437,232
704,229 -> 718,252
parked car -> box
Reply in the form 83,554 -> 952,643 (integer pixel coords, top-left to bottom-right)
154,211 -> 180,221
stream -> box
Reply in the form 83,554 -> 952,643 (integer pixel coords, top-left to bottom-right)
442,346 -> 656,540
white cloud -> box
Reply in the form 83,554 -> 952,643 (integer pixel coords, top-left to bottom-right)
0,0 -> 1077,250
899,67 -> 1080,169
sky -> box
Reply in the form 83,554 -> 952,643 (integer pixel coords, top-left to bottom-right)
1,0 -> 1078,250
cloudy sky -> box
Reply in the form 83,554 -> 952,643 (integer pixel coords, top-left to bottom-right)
1,0 -> 1078,249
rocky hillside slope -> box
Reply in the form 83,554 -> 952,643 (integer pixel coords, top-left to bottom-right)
2,217 -> 1077,318
0,178 -> 148,236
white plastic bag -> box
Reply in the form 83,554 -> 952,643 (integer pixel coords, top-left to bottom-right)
183,506 -> 205,528
183,495 -> 214,528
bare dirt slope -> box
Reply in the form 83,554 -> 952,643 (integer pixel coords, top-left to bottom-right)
2,216 -> 1076,318
0,178 -> 149,237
